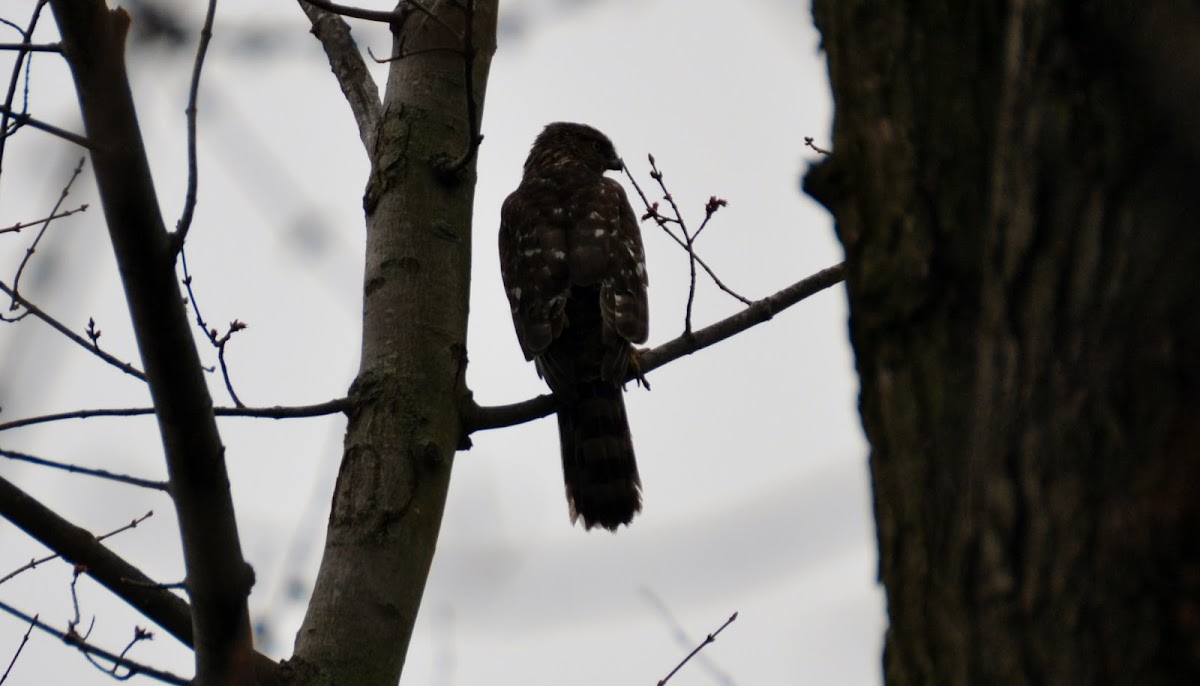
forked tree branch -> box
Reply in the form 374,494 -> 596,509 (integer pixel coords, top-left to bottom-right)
0,278 -> 146,381
298,0 -> 382,155
465,262 -> 846,432
0,474 -> 283,682
0,600 -> 189,685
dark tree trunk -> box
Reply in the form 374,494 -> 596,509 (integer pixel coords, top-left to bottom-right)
806,2 -> 1200,684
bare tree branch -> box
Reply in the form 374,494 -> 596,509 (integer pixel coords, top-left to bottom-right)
298,0 -> 400,25
0,103 -> 92,149
657,612 -> 738,686
0,397 -> 352,433
0,612 -> 35,685
0,473 -> 284,683
465,262 -> 847,432
0,600 -> 189,685
47,2 -> 255,681
0,0 -> 52,176
0,203 -> 88,235
0,449 -> 167,490
0,511 -> 153,586
170,0 -> 218,252
0,42 -> 61,53
0,278 -> 147,381
298,0 -> 382,154
9,156 -> 86,302
623,161 -> 751,307
0,474 -> 191,643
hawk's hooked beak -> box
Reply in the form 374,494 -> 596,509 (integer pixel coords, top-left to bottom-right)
607,157 -> 624,172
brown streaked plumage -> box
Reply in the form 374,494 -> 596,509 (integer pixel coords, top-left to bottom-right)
499,122 -> 649,531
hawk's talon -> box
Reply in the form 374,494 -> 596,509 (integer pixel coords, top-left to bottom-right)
629,348 -> 650,391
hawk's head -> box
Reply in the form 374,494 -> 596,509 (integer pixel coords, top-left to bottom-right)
525,122 -> 623,175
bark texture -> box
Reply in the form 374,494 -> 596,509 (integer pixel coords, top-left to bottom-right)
806,2 -> 1200,684
291,2 -> 497,684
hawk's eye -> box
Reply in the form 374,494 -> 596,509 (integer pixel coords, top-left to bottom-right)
590,141 -> 603,153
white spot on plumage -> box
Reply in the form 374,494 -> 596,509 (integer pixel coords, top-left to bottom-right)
551,250 -> 567,260
587,211 -> 603,221
594,228 -> 606,237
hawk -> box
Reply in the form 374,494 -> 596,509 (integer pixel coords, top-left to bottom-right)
499,122 -> 650,531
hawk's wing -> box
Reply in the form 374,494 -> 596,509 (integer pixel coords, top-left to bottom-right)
499,185 -> 570,360
595,178 -> 649,348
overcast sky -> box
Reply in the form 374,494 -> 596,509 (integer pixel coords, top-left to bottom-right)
0,1 -> 884,683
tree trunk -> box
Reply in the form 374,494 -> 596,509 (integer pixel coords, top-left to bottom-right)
806,2 -> 1200,684
291,3 -> 497,684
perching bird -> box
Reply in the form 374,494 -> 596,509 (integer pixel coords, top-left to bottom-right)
499,122 -> 649,531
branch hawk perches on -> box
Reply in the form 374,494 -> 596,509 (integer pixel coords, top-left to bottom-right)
499,122 -> 649,531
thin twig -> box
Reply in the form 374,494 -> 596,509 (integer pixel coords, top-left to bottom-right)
804,136 -> 831,155
180,248 -> 246,406
0,279 -> 146,381
0,204 -> 88,235
171,0 -> 218,254
0,449 -> 167,490
0,512 -> 154,586
0,42 -> 61,53
464,263 -> 846,432
0,601 -> 188,685
299,0 -> 401,25
0,613 -> 35,685
657,612 -> 738,686
623,162 -> 750,307
107,626 -> 155,680
0,104 -> 92,150
0,0 -> 49,177
9,157 -> 86,305
0,397 -> 351,432
642,589 -> 735,685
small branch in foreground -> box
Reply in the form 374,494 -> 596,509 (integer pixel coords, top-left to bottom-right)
0,279 -> 146,381
0,397 -> 351,433
180,248 -> 246,406
623,161 -> 750,308
0,42 -> 61,53
0,104 -> 92,150
0,613 -> 35,685
9,157 -> 86,304
299,0 -> 402,26
0,600 -> 188,686
0,204 -> 88,236
0,512 -> 153,587
170,0 -> 218,254
464,262 -> 846,433
657,612 -> 738,686
804,136 -> 831,155
0,449 -> 167,490
0,1 -> 54,178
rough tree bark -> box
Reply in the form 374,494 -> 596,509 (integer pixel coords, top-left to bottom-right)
290,3 -> 497,685
806,2 -> 1200,684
